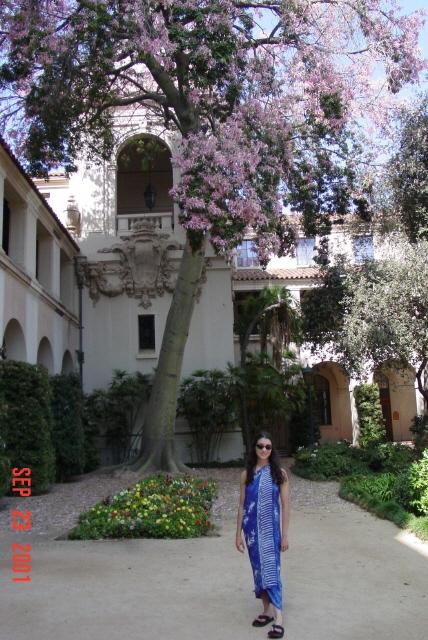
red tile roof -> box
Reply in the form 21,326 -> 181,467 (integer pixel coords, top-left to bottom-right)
0,136 -> 79,251
233,266 -> 320,281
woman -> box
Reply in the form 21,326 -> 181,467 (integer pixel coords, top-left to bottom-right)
236,431 -> 289,639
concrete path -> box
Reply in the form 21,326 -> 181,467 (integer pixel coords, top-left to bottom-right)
1,499 -> 427,640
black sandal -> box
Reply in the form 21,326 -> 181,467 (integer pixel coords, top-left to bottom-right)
267,624 -> 284,638
252,615 -> 274,627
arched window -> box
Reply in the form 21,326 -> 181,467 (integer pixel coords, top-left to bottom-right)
116,136 -> 173,231
313,374 -> 331,425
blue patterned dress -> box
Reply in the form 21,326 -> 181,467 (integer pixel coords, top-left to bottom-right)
242,465 -> 283,610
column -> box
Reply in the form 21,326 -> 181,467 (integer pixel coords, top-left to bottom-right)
23,205 -> 37,278
51,239 -> 61,298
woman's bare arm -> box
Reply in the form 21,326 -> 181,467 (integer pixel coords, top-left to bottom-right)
280,469 -> 289,551
235,469 -> 247,552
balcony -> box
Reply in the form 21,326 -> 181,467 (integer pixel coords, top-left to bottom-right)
116,209 -> 174,234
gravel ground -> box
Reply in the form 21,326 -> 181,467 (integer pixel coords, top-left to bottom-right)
0,459 -> 355,539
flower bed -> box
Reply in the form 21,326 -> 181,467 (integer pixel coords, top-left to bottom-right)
68,474 -> 217,540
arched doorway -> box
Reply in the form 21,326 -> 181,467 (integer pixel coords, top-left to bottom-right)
37,337 -> 54,374
116,135 -> 173,231
374,366 -> 417,441
2,318 -> 27,361
61,350 -> 74,374
310,362 -> 353,442
373,371 -> 393,441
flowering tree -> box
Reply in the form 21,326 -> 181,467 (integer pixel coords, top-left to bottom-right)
0,1 -> 425,471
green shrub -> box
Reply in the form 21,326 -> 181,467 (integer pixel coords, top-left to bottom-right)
68,474 -> 217,540
0,361 -> 55,493
0,436 -> 10,498
353,384 -> 386,448
230,352 -> 306,453
340,473 -> 428,542
407,449 -> 428,515
82,391 -> 101,472
0,396 -> 10,498
50,373 -> 85,481
358,442 -> 414,473
293,441 -> 367,480
84,370 -> 151,464
178,369 -> 238,463
345,472 -> 396,501
410,415 -> 428,456
392,450 -> 428,516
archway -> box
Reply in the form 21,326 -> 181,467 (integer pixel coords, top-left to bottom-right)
2,318 -> 27,361
374,365 -> 417,442
61,350 -> 74,374
37,337 -> 54,374
116,135 -> 173,231
311,361 -> 353,442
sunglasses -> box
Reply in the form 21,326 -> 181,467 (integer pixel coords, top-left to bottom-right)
256,443 -> 272,451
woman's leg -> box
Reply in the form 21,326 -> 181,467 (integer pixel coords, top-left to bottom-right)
272,605 -> 283,627
261,590 -> 273,616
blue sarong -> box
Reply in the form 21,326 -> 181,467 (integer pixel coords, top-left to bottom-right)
242,465 -> 282,610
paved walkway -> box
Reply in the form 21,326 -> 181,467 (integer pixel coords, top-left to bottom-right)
1,470 -> 427,640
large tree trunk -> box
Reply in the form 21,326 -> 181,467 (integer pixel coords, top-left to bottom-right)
416,357 -> 428,409
130,234 -> 206,473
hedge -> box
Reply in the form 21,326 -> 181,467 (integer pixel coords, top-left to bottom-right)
0,361 -> 55,493
353,383 -> 386,448
50,372 -> 85,481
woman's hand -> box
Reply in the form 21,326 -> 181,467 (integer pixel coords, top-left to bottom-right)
280,535 -> 289,552
236,533 -> 245,553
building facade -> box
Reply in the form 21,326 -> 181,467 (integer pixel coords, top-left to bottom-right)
0,113 -> 423,462
0,139 -> 80,377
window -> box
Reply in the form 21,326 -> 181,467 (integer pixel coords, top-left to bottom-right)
353,235 -> 374,264
313,374 -> 332,425
296,238 -> 315,266
236,240 -> 259,268
138,315 -> 155,350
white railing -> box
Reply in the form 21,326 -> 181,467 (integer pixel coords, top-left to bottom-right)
116,211 -> 174,233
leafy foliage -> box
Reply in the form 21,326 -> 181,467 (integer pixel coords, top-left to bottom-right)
357,442 -> 414,473
293,441 -> 367,480
234,286 -> 301,369
394,450 -> 428,516
340,243 -> 428,403
84,370 -> 152,464
0,438 -> 9,498
388,94 -> 428,243
230,352 -> 305,451
0,361 -> 55,494
50,372 -> 85,481
68,474 -> 217,540
177,369 -> 238,463
410,414 -> 428,456
301,255 -> 350,350
353,384 -> 386,448
340,473 -> 428,542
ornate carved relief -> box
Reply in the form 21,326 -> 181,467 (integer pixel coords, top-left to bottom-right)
77,220 -> 181,308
